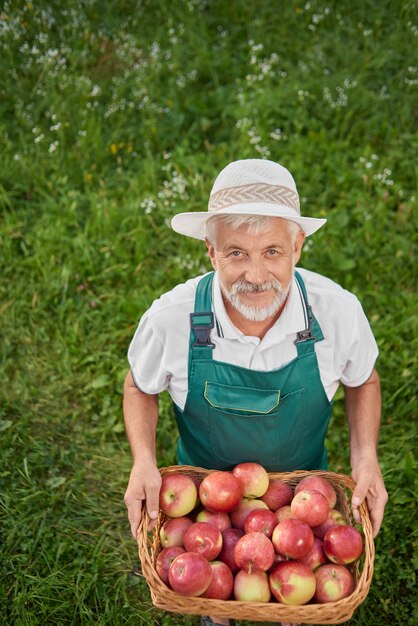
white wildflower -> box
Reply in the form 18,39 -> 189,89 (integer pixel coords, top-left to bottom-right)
90,85 -> 101,97
141,197 -> 157,214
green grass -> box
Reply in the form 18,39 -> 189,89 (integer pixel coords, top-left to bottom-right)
1,1 -> 417,624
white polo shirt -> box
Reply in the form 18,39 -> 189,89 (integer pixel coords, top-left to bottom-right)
128,268 -> 378,409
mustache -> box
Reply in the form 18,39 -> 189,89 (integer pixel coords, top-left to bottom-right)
231,278 -> 283,294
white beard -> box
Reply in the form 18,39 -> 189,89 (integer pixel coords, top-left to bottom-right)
220,277 -> 290,322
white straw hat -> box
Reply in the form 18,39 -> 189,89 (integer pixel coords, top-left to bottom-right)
171,158 -> 326,239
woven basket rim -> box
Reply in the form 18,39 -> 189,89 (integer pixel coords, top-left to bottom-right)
138,466 -> 375,624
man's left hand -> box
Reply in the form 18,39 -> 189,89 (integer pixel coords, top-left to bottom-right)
351,455 -> 388,537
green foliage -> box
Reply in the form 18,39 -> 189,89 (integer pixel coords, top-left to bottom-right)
1,0 -> 417,624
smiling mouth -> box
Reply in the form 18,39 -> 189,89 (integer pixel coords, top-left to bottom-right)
241,290 -> 273,298
237,290 -> 276,307
221,279 -> 290,322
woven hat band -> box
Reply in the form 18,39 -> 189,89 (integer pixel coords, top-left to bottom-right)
208,182 -> 300,213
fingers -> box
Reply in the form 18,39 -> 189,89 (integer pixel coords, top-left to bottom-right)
369,487 -> 388,538
124,467 -> 162,541
145,482 -> 160,522
125,492 -> 144,541
351,466 -> 388,537
351,468 -> 371,523
144,481 -> 161,532
351,500 -> 361,526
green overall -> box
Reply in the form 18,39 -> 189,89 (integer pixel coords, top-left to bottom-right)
173,271 -> 333,472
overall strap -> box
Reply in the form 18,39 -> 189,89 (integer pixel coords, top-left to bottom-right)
294,270 -> 324,355
189,272 -> 215,364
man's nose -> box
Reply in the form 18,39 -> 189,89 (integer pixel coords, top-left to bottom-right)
244,259 -> 269,285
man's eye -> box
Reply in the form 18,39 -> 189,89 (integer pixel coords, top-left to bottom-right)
267,249 -> 279,256
230,250 -> 242,257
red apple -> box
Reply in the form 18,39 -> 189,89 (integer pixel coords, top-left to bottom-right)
314,564 -> 355,603
201,560 -> 234,600
298,537 -> 328,570
183,521 -> 223,560
234,531 -> 275,573
156,546 -> 185,584
168,552 -> 212,596
234,569 -> 271,602
159,473 -> 198,518
275,505 -> 294,523
229,498 -> 269,530
261,479 -> 294,511
272,518 -> 314,559
323,525 -> 363,564
199,471 -> 242,513
160,516 -> 193,548
312,508 -> 347,540
295,475 -> 337,508
196,509 -> 231,533
291,489 -> 330,527
244,509 -> 278,538
218,528 -> 244,574
269,561 -> 316,605
232,462 -> 269,498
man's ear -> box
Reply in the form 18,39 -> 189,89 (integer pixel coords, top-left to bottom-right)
205,238 -> 217,270
293,230 -> 306,264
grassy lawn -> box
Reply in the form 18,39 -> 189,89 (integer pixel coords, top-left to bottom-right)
0,1 -> 416,624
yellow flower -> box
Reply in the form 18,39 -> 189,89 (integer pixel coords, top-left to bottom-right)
296,7 -> 303,14
84,173 -> 93,183
27,2 -> 33,10
126,145 -> 133,153
110,143 -> 118,154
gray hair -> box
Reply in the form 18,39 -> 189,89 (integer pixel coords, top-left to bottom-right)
205,214 -> 302,245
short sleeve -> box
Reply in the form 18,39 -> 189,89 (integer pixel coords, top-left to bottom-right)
127,313 -> 169,395
339,299 -> 379,387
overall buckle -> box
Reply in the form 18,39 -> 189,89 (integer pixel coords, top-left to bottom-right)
190,312 -> 215,348
294,306 -> 316,343
294,328 -> 316,343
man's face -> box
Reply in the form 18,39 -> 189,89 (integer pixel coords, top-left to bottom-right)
206,218 -> 305,323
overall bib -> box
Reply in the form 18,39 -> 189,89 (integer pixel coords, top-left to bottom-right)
173,271 -> 333,472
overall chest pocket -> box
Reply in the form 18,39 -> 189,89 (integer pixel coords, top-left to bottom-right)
204,381 -> 307,470
204,381 -> 280,414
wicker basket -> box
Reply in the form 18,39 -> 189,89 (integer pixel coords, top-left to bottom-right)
138,466 -> 374,624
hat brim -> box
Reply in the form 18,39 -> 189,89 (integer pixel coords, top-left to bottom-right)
171,203 -> 326,240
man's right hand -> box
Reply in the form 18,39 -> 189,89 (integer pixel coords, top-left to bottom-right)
124,463 -> 162,540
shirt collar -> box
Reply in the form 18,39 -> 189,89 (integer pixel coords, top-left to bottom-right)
212,270 -> 307,345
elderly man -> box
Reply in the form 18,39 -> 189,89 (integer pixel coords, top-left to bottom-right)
123,159 -> 387,626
